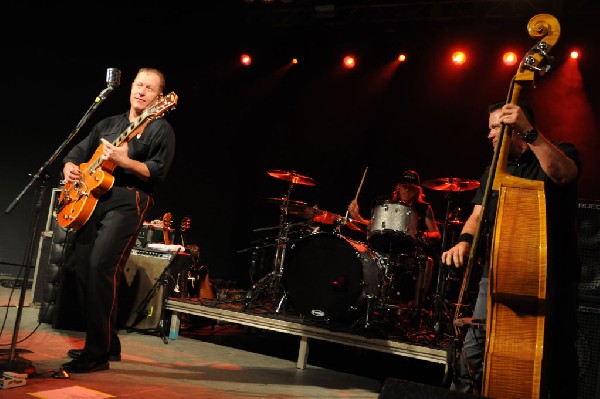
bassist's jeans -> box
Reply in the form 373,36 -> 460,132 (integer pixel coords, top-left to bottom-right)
450,277 -> 487,394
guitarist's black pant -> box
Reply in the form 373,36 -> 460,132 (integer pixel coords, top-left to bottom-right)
66,186 -> 153,362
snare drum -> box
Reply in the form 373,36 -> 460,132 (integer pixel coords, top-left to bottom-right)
368,200 -> 418,254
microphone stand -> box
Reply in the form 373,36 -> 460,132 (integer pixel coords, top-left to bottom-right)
1,84 -> 117,376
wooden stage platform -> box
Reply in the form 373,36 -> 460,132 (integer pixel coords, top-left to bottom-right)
165,297 -> 448,370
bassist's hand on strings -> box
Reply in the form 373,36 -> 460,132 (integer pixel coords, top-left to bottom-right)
441,241 -> 470,268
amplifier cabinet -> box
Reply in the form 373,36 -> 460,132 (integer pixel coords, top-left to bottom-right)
121,247 -> 191,330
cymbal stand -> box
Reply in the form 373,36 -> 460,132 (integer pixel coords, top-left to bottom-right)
245,181 -> 296,312
432,191 -> 460,338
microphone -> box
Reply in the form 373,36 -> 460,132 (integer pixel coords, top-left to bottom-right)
97,68 -> 121,102
105,67 -> 121,88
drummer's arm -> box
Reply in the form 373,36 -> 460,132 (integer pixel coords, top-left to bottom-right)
422,205 -> 441,244
348,199 -> 371,228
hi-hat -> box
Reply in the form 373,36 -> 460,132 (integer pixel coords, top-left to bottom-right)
264,197 -> 308,207
264,197 -> 310,214
423,177 -> 480,192
267,169 -> 317,186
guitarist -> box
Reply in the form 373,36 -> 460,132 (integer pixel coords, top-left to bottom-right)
60,68 -> 176,373
441,101 -> 580,398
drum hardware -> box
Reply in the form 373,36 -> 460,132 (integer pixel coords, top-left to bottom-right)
429,186 -> 471,338
245,170 -> 317,311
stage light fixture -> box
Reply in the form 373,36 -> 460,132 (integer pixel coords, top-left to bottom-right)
502,51 -> 518,66
570,50 -> 580,60
343,55 -> 356,69
397,54 -> 407,62
291,58 -> 298,64
240,53 -> 252,66
452,51 -> 467,65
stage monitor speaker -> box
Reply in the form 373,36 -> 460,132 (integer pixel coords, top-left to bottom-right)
379,378 -> 488,399
122,247 -> 191,330
577,300 -> 600,399
577,200 -> 600,297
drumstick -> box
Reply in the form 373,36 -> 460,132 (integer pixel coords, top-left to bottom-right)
354,166 -> 368,200
345,166 -> 368,219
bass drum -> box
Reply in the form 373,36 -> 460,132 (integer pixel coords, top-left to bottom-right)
283,232 -> 383,324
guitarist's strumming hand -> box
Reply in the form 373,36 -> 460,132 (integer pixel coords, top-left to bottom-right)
100,138 -> 151,180
63,162 -> 81,184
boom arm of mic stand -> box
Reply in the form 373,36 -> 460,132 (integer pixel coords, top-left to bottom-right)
5,84 -> 116,215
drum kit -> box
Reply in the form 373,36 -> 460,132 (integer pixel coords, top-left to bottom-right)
244,169 -> 480,339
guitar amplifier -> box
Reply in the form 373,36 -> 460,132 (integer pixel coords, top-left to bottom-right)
121,247 -> 191,330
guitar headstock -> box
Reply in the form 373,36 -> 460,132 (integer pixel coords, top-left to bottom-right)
162,212 -> 173,230
162,212 -> 173,244
147,91 -> 178,122
180,216 -> 191,232
515,14 -> 560,85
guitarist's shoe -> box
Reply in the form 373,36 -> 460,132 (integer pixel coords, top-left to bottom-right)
67,348 -> 121,362
61,357 -> 109,373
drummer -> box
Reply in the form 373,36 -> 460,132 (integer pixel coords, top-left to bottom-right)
347,170 -> 441,303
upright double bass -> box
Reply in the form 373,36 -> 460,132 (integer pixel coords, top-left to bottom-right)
475,14 -> 560,399
451,13 -> 561,399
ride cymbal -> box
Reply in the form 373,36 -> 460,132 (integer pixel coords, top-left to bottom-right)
267,169 -> 317,186
422,177 -> 480,192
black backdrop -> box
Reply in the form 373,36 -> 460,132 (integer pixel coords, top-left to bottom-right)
1,2 -> 599,287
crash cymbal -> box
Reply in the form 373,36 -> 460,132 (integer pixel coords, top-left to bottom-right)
423,177 -> 480,192
267,169 -> 317,186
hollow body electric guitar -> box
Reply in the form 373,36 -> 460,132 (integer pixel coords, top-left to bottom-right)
56,92 -> 178,230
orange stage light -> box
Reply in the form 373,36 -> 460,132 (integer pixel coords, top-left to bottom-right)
240,53 -> 252,66
452,51 -> 466,65
502,51 -> 518,66
343,55 -> 356,69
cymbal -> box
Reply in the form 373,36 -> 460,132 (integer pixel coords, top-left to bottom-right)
312,209 -> 340,225
311,210 -> 364,232
265,197 -> 308,207
264,197 -> 311,215
267,169 -> 317,186
422,177 -> 480,192
436,219 -> 465,226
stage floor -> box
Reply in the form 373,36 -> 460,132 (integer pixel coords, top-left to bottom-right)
0,282 -> 450,399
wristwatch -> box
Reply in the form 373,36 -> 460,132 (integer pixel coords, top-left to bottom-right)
519,128 -> 538,144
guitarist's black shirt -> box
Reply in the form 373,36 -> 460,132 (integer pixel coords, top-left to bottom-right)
63,112 -> 176,194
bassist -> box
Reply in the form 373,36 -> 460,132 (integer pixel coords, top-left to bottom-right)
442,101 -> 580,398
